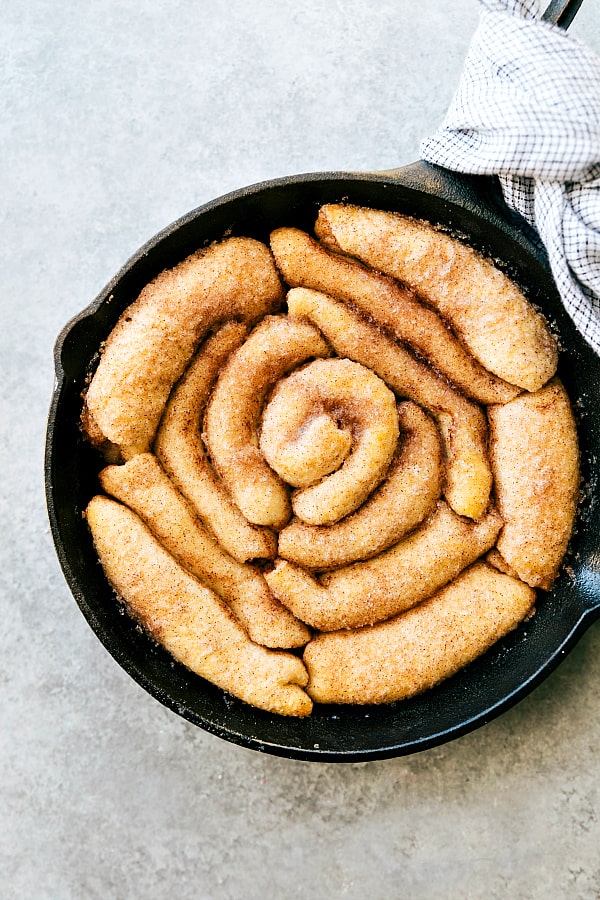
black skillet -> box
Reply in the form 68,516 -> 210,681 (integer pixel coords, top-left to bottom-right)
46,0 -> 600,761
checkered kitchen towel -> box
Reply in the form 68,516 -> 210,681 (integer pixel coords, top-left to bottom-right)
420,0 -> 600,354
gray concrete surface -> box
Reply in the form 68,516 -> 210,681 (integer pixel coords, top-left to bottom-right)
3,1 -> 600,898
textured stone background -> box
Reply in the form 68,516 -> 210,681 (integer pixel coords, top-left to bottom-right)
3,2 -> 600,897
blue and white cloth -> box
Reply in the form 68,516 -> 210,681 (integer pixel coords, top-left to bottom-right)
420,0 -> 600,354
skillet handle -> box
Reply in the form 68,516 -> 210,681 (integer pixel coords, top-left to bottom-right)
378,160 -> 507,215
541,0 -> 584,28
377,160 -> 549,266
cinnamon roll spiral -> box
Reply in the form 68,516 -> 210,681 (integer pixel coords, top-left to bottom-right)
82,209 -> 577,715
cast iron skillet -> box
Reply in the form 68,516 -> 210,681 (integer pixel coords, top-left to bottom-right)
46,161 -> 600,762
46,1 -> 600,762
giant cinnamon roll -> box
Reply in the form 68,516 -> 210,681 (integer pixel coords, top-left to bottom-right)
82,211 -> 578,715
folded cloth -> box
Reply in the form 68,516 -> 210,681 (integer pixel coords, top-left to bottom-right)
420,0 -> 600,355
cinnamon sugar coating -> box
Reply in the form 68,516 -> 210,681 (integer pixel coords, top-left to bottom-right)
489,378 -> 580,589
86,496 -> 312,716
271,226 -> 519,403
304,563 -> 535,705
84,237 -> 284,460
155,323 -> 277,562
99,453 -> 310,649
277,401 -> 442,569
315,204 -> 558,391
266,502 -> 502,631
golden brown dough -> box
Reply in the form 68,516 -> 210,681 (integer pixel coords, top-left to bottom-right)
266,502 -> 502,631
286,287 -> 492,520
270,226 -> 519,404
204,316 -> 331,529
83,237 -> 284,460
98,453 -> 310,648
315,204 -> 557,392
154,323 -> 277,562
85,496 -> 312,716
261,397 -> 352,489
260,358 -> 399,526
488,378 -> 579,589
486,548 -> 521,579
277,401 -> 442,569
303,562 -> 536,705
